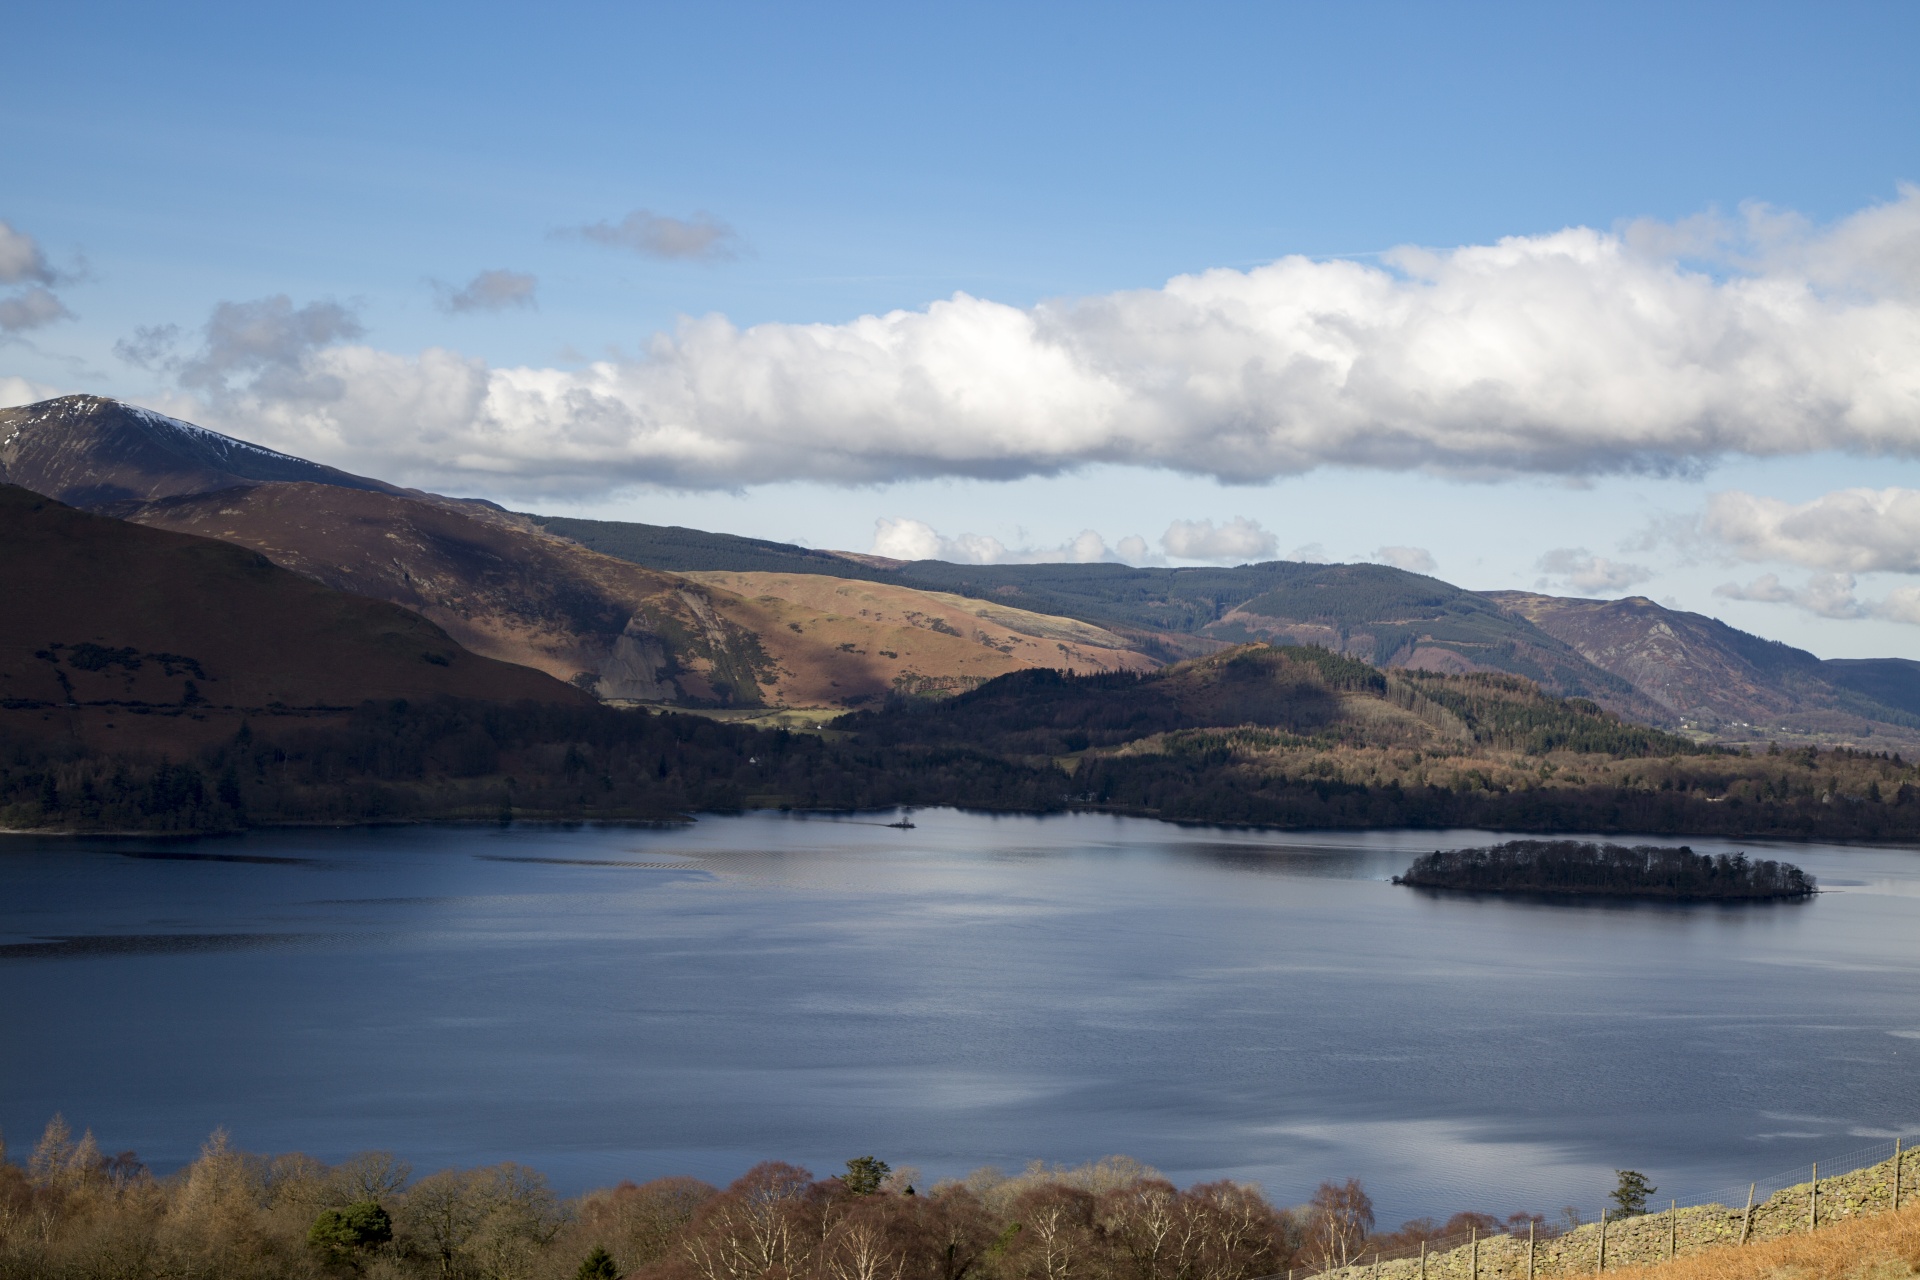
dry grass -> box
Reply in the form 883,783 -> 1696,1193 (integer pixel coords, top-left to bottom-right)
1606,1202 -> 1920,1280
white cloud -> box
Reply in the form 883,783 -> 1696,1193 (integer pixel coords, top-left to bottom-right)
1159,516 -> 1278,562
565,209 -> 742,261
1873,587 -> 1920,625
1716,571 -> 1866,619
1372,545 -> 1437,574
0,221 -> 56,286
871,518 -> 1139,565
173,295 -> 364,395
0,221 -> 74,335
0,374 -> 62,408
139,188 -> 1920,496
0,286 -> 71,333
1536,547 -> 1653,594
1713,571 -> 1920,624
1705,487 -> 1920,574
433,269 -> 538,315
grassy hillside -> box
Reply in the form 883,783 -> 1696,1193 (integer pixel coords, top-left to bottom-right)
120,483 -> 786,707
120,487 -> 1160,712
683,570 -> 1156,704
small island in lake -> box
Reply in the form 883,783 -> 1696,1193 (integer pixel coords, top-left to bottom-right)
1394,839 -> 1817,900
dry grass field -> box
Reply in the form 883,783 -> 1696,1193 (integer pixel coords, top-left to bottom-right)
1604,1201 -> 1920,1280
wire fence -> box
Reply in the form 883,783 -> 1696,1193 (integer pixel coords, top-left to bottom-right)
1290,1136 -> 1914,1280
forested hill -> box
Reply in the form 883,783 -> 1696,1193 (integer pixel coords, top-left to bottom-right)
838,644 -> 1697,760
837,645 -> 1920,838
9,644 -> 1920,839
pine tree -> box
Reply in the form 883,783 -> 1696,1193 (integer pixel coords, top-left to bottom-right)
843,1156 -> 892,1196
576,1246 -> 620,1280
1610,1170 -> 1655,1218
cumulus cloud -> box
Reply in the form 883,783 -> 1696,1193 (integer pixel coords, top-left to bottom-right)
0,221 -> 72,335
0,221 -> 57,286
1159,516 -> 1278,563
1373,545 -> 1437,574
1706,487 -> 1920,574
0,374 -> 61,408
1713,571 -> 1920,624
871,518 -> 1138,565
135,188 -> 1920,495
1874,587 -> 1920,625
0,287 -> 71,334
1716,572 -> 1867,619
174,296 -> 364,396
1535,548 -> 1653,594
433,269 -> 538,315
565,209 -> 742,261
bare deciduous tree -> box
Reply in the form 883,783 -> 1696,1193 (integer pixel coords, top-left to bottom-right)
1303,1179 -> 1375,1272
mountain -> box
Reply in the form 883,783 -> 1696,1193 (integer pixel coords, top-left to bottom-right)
14,394 -> 1915,744
117,484 -> 1153,709
1484,591 -> 1920,745
116,482 -> 783,705
536,515 -> 1666,718
2,396 -> 1160,709
0,484 -> 583,752
0,394 -> 412,506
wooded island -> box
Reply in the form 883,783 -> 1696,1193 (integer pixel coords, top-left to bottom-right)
1393,840 -> 1817,900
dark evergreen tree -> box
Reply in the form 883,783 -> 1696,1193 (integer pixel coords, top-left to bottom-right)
1609,1170 -> 1655,1218
307,1200 -> 392,1268
576,1245 -> 621,1280
843,1156 -> 892,1196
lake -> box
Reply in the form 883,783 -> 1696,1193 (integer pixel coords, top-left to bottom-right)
2,810 -> 1917,1226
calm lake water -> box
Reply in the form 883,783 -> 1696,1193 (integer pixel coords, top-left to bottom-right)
3,810 -> 1917,1225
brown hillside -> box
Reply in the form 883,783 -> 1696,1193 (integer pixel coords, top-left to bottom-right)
117,485 -> 1159,710
684,570 -> 1160,706
0,485 -> 583,750
117,481 -> 785,706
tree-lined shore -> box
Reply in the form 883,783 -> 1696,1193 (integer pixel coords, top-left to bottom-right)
6,1122 -> 1914,1280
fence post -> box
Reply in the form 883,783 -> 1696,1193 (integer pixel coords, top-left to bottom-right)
1597,1209 -> 1607,1274
1896,1137 -> 1903,1212
1527,1220 -> 1535,1280
1418,1240 -> 1425,1280
1669,1199 -> 1676,1260
1740,1183 -> 1755,1245
1471,1227 -> 1478,1280
1810,1163 -> 1817,1232
1374,1251 -> 1380,1280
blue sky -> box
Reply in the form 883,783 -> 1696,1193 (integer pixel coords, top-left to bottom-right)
5,1 -> 1920,656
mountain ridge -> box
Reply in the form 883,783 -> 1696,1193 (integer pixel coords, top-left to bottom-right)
1485,590 -> 1920,746
0,394 -> 414,506
11,393 -> 1919,747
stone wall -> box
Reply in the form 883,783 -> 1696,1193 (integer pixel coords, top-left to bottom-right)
1314,1145 -> 1915,1280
